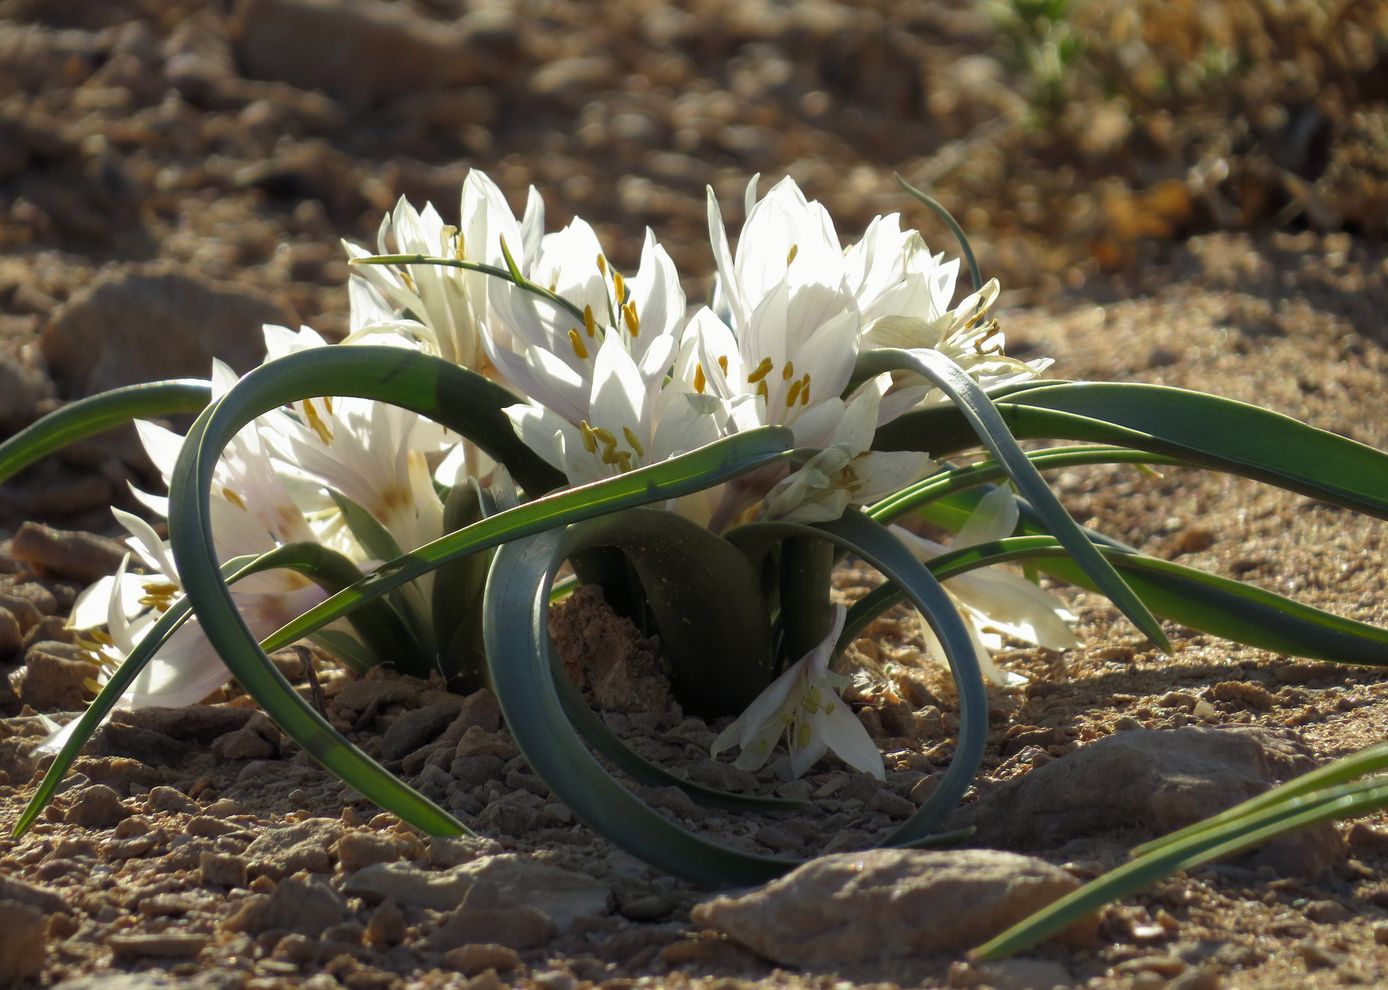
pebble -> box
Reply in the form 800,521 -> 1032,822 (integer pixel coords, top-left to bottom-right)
65,783 -> 131,828
693,848 -> 1093,965
107,932 -> 210,960
222,875 -> 351,934
0,608 -> 21,656
380,702 -> 461,761
244,817 -> 342,878
200,851 -> 249,888
334,830 -> 404,873
0,873 -> 70,914
443,943 -> 521,975
20,648 -> 99,710
9,522 -> 125,583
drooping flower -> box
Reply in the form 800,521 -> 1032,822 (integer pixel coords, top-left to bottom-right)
711,605 -> 885,780
891,487 -> 1079,686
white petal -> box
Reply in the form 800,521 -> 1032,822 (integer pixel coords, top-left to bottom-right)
953,486 -> 1019,546
812,697 -> 885,779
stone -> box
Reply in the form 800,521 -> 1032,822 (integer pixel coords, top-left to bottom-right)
244,817 -> 343,878
20,648 -> 99,710
0,873 -> 70,914
145,785 -> 200,815
0,900 -> 47,984
381,702 -> 461,761
0,608 -> 21,656
65,783 -> 131,828
0,593 -> 44,634
210,713 -> 282,760
107,933 -> 210,960
975,958 -> 1077,990
231,0 -> 506,108
951,727 -> 1344,879
345,854 -> 609,930
443,943 -> 522,975
363,899 -> 406,947
0,349 -> 52,435
424,894 -> 557,952
114,705 -> 254,742
40,265 -> 288,398
223,875 -> 351,934
9,523 -> 125,583
692,848 -> 1092,965
334,830 -> 404,873
200,851 -> 249,888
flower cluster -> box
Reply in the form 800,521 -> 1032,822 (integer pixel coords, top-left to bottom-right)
60,170 -> 1073,779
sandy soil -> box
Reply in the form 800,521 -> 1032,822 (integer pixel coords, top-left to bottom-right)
2,1 -> 1388,988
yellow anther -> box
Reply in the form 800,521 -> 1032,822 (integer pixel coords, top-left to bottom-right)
88,629 -> 114,647
798,373 -> 811,406
782,360 -> 795,381
323,396 -> 334,415
222,486 -> 247,510
796,721 -> 813,749
567,328 -> 589,360
583,304 -> 597,337
746,356 -> 775,383
785,379 -> 803,407
83,677 -> 103,695
142,581 -> 180,597
824,700 -> 836,715
596,254 -> 607,276
617,451 -> 633,471
591,426 -> 617,448
622,301 -> 639,337
601,446 -> 624,466
303,399 -> 333,445
400,270 -> 417,292
756,380 -> 769,402
717,355 -> 728,374
580,421 -> 599,454
622,427 -> 645,457
786,243 -> 799,266
805,685 -> 822,711
694,363 -> 707,394
612,271 -> 626,304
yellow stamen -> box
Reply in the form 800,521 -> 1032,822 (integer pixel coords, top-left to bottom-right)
583,304 -> 597,337
622,427 -> 645,457
746,356 -> 775,384
597,254 -> 607,276
786,379 -> 803,407
622,302 -> 639,337
756,380 -> 769,402
591,426 -> 617,448
323,396 -> 334,415
601,446 -> 624,466
303,399 -> 333,445
694,363 -> 707,394
222,486 -> 247,510
786,243 -> 799,266
612,271 -> 625,304
400,270 -> 416,292
717,355 -> 728,374
782,360 -> 795,381
796,721 -> 813,749
799,376 -> 811,406
567,328 -> 589,360
580,421 -> 599,454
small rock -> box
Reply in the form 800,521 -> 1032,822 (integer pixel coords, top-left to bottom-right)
9,523 -> 125,583
223,875 -> 351,934
443,943 -> 521,975
344,861 -> 470,911
424,900 -> 556,952
0,609 -> 21,656
200,851 -> 249,888
952,727 -> 1344,878
8,583 -> 59,615
40,265 -> 287,398
107,932 -> 209,960
975,958 -> 1076,990
0,900 -> 47,984
0,594 -> 44,635
428,834 -> 503,868
244,817 -> 343,878
115,705 -> 253,742
692,848 -> 1092,965
232,0 -> 504,108
0,873 -> 70,914
381,702 -> 461,761
335,831 -> 404,873
65,783 -> 131,828
210,713 -> 282,760
363,899 -> 406,947
456,689 -> 502,733
20,648 -> 99,710
145,785 -> 199,815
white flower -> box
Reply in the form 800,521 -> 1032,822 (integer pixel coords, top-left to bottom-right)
761,375 -> 934,523
712,605 -> 885,780
891,487 -> 1079,686
343,168 -> 545,374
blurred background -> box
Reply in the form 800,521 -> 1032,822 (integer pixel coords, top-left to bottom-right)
0,0 -> 1384,519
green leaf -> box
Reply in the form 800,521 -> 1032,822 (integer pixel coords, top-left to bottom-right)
431,481 -> 495,691
167,346 -> 794,837
846,535 -> 1388,665
485,524 -> 799,886
0,379 -> 210,487
11,542 -> 386,838
895,174 -> 982,294
972,765 -> 1388,959
873,381 -> 1388,520
858,349 -> 1170,651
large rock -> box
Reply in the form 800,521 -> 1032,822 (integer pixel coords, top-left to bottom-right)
694,849 -> 1089,965
952,726 -> 1345,878
231,0 -> 509,108
40,265 -> 288,398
